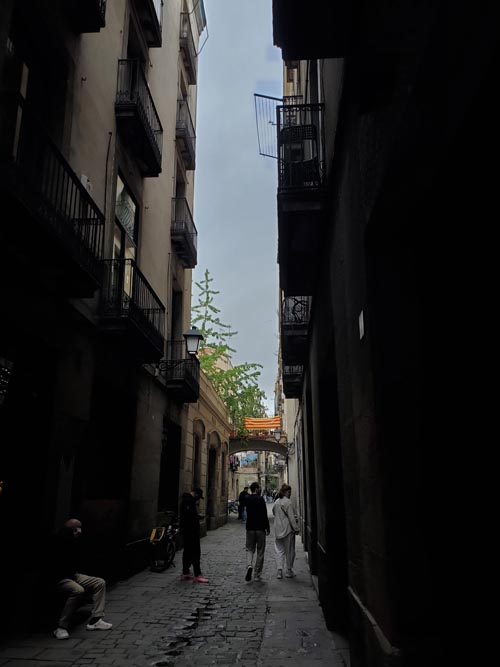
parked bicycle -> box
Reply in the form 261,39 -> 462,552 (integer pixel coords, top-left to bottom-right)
150,513 -> 179,572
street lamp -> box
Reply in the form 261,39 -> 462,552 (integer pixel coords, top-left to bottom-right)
156,328 -> 204,376
183,327 -> 204,355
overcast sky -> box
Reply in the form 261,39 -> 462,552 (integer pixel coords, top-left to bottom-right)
192,1 -> 282,415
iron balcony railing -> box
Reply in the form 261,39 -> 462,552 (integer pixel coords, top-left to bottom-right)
281,296 -> 310,365
277,102 -> 325,191
254,94 -> 303,159
180,12 -> 197,84
282,296 -> 311,326
284,364 -> 303,377
101,258 -> 165,353
283,364 -> 303,398
116,59 -> 163,168
160,340 -> 201,402
176,98 -> 196,170
0,93 -> 104,285
171,197 -> 198,268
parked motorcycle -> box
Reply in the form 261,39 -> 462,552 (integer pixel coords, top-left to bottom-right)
150,513 -> 179,572
227,499 -> 239,514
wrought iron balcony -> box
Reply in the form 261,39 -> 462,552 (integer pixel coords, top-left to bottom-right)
160,340 -> 200,403
180,12 -> 197,84
134,0 -> 163,47
171,197 -> 198,268
176,99 -> 196,170
115,59 -> 163,177
283,364 -> 303,399
276,102 -> 325,296
100,258 -> 165,360
278,103 -> 325,192
69,0 -> 107,33
0,94 -> 104,296
281,296 -> 310,364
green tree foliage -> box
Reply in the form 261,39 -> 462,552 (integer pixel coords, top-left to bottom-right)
192,270 -> 267,432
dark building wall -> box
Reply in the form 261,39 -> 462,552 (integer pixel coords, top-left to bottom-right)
308,290 -> 349,631
319,71 -> 435,666
326,99 -> 397,651
71,338 -> 140,580
0,290 -> 99,633
276,2 -> 500,664
301,382 -> 318,574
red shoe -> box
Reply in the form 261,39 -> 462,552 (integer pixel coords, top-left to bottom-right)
181,573 -> 194,580
193,575 -> 209,583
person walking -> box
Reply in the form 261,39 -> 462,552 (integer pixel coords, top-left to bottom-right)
272,484 -> 300,579
238,486 -> 249,521
244,482 -> 270,582
179,487 -> 209,583
49,518 -> 113,640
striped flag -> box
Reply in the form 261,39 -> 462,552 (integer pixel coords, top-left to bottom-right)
243,416 -> 281,430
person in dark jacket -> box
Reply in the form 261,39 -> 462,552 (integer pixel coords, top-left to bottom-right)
179,487 -> 209,583
244,482 -> 270,582
238,486 -> 249,521
49,518 -> 112,640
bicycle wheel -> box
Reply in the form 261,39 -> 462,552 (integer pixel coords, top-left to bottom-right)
164,540 -> 176,568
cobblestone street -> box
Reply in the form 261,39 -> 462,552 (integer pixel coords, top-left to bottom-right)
0,509 -> 349,667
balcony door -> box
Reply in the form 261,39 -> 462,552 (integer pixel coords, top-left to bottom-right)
157,419 -> 181,513
111,174 -> 138,303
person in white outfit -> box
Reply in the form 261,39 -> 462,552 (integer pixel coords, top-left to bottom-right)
272,484 -> 299,579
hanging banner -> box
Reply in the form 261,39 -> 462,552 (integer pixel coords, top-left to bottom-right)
243,416 -> 281,430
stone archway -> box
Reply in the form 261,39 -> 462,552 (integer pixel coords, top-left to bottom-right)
229,437 -> 288,457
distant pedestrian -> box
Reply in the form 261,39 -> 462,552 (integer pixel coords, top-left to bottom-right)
179,487 -> 209,583
238,486 -> 249,521
244,482 -> 270,582
49,518 -> 112,640
272,484 -> 299,579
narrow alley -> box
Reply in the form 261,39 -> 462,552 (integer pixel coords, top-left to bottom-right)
2,1 -> 485,663
0,510 -> 349,667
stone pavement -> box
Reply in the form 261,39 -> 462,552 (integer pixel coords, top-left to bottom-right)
0,507 -> 350,667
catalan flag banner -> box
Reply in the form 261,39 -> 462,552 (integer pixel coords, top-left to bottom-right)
244,416 -> 281,430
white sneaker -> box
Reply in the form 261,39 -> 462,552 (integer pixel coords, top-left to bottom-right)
277,569 -> 283,579
86,618 -> 113,631
285,569 -> 296,578
254,574 -> 262,582
53,627 -> 69,640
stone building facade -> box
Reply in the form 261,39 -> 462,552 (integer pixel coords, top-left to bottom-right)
0,0 -> 231,634
270,1 -> 495,664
